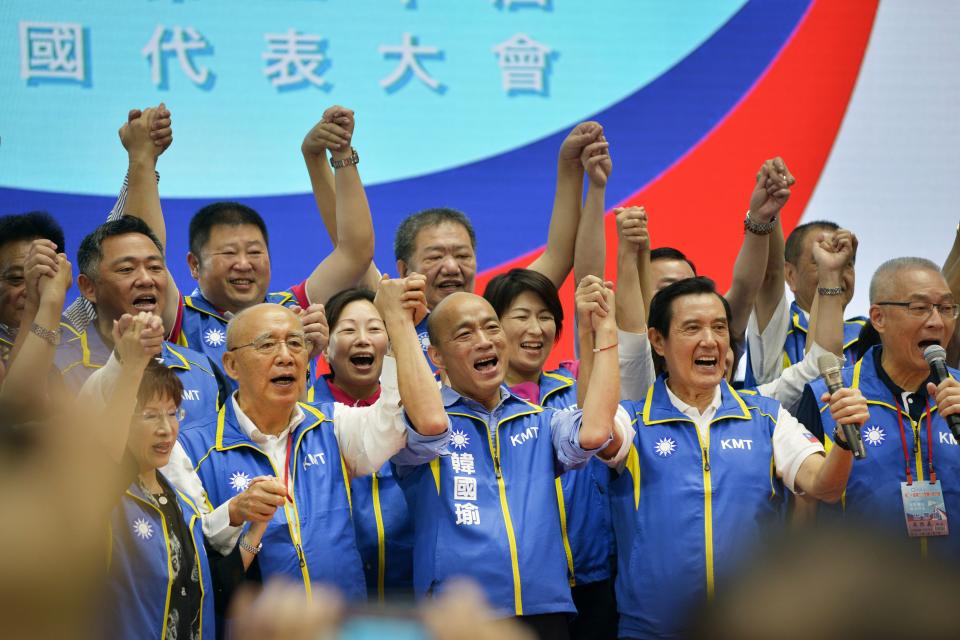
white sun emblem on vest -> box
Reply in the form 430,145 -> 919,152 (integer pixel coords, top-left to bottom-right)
418,331 -> 431,350
229,471 -> 251,492
863,425 -> 886,447
450,429 -> 470,450
203,327 -> 226,347
133,517 -> 154,540
654,437 -> 677,457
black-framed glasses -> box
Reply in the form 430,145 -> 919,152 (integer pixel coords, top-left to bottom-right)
229,333 -> 308,355
875,301 -> 960,319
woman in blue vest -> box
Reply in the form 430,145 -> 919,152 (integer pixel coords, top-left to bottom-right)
107,358 -> 266,639
308,287 -> 415,601
483,268 -> 617,639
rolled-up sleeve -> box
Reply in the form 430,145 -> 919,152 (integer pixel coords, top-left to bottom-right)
391,414 -> 451,471
333,355 -> 408,478
550,408 -> 606,472
619,329 -> 656,401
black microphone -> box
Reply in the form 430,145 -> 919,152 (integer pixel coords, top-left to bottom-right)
923,344 -> 960,441
817,353 -> 866,459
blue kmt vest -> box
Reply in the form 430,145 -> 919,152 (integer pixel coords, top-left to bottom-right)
744,300 -> 866,387
806,346 -> 960,560
178,400 -> 367,601
107,477 -> 215,639
310,379 -> 414,600
615,378 -> 785,639
54,319 -> 223,428
536,367 -> 614,586
396,391 -> 576,617
177,288 -> 317,387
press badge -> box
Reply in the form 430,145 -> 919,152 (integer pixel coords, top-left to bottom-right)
901,481 -> 949,537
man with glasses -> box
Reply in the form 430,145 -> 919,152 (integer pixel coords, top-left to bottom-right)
797,257 -> 960,558
178,275 -> 448,598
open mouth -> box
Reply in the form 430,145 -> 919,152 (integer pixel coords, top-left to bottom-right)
474,355 -> 498,373
270,374 -> 296,387
152,442 -> 172,455
349,353 -> 375,369
133,294 -> 157,311
520,341 -> 543,353
918,339 -> 941,353
229,278 -> 255,290
694,357 -> 719,371
437,280 -> 464,292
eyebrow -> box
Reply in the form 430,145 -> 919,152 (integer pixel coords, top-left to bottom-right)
108,253 -> 164,266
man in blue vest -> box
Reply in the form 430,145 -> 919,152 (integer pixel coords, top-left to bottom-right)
796,257 -> 960,558
392,289 -> 631,640
610,276 -> 869,640
745,220 -> 865,386
179,274 -> 448,599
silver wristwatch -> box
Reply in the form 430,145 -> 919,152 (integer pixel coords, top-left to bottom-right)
239,535 -> 262,555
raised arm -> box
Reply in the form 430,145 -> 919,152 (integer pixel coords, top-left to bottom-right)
576,279 -> 623,456
573,133 -> 611,282
376,274 -> 446,436
118,106 -> 180,335
528,122 -> 601,288
301,107 -> 376,304
727,158 -> 795,338
614,207 -> 657,400
808,229 -> 856,357
2,253 -> 72,403
752,159 -> 794,333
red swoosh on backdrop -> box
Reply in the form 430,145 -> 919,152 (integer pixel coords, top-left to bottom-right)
477,0 -> 879,369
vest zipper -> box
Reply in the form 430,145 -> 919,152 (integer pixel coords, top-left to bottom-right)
702,447 -> 711,471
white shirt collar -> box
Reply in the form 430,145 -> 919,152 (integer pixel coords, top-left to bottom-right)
664,382 -> 722,420
231,392 -> 305,443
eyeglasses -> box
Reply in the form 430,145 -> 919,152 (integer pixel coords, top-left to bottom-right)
875,301 -> 960,319
229,333 -> 308,355
139,408 -> 185,426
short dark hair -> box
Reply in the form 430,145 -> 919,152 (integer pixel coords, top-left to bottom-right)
77,217 -> 164,279
0,211 -> 65,254
651,246 -> 697,275
189,202 -> 269,258
482,268 -> 564,339
394,207 -> 476,265
784,220 -> 839,265
325,287 -> 377,330
648,276 -> 732,338
136,360 -> 184,409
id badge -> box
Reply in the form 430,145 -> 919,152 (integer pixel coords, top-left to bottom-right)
901,481 -> 949,537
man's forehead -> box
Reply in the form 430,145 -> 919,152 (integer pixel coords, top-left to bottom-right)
891,268 -> 951,297
102,234 -> 163,260
0,240 -> 32,266
670,293 -> 726,321
207,223 -> 266,245
414,222 -> 472,251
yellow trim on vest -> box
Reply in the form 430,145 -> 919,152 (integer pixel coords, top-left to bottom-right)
188,512 -> 207,639
430,458 -> 441,494
449,409 -> 528,615
624,443 -> 641,510
554,477 -> 576,587
163,344 -> 192,370
691,427 -> 715,600
541,371 -> 574,406
184,295 -> 227,322
371,474 -> 386,602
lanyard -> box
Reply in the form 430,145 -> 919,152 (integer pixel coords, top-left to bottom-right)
283,433 -> 294,493
893,397 -> 935,485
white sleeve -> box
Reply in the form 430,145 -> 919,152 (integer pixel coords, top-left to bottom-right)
618,329 -> 656,401
161,442 -> 242,555
772,404 -> 825,493
757,341 -> 828,414
601,405 -> 636,468
77,351 -> 123,405
333,354 -> 407,478
746,290 -> 791,385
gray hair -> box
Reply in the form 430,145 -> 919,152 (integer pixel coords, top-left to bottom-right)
869,257 -> 942,303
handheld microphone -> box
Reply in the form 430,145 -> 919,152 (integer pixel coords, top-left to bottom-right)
922,344 -> 960,441
817,353 -> 866,459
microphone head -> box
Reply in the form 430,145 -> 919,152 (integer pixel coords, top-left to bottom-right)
923,344 -> 948,366
817,352 -> 842,376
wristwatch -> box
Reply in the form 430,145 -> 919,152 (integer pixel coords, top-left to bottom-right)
330,147 -> 359,169
31,323 -> 60,346
239,535 -> 262,555
743,210 -> 776,235
817,286 -> 844,297
831,425 -> 852,451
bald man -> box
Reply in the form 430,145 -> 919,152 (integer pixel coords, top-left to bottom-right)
391,290 -> 631,639
179,275 -> 448,599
